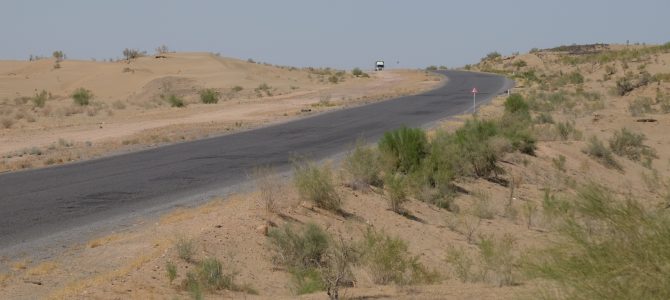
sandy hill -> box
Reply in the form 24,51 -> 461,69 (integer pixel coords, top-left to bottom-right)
0,53 -> 438,172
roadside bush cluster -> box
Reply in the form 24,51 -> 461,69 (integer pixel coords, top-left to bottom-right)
293,161 -> 341,211
608,128 -> 657,164
71,88 -> 93,106
199,88 -> 220,104
344,94 -> 535,212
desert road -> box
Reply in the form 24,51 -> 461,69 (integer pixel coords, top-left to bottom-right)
0,70 -> 512,255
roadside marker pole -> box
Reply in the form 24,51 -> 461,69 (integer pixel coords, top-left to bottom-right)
471,87 -> 479,115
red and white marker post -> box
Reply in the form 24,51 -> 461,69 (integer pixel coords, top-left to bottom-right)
472,87 -> 479,114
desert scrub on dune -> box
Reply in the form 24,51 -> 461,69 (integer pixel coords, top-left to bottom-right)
293,161 -> 341,211
359,229 -> 438,285
583,136 -> 621,170
167,94 -> 185,107
343,140 -> 382,189
268,223 -> 330,293
181,257 -> 257,297
385,173 -> 408,213
32,90 -> 48,108
199,88 -> 220,104
526,184 -> 670,300
608,128 -> 657,163
71,88 -> 93,106
446,233 -> 518,286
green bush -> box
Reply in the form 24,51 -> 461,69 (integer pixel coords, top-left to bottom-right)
71,88 -> 93,106
526,184 -> 670,300
482,51 -> 502,62
504,94 -> 530,117
168,94 -> 185,107
583,136 -> 621,170
615,76 -> 635,96
32,90 -> 48,108
378,126 -> 428,174
556,121 -> 582,141
199,88 -> 220,104
608,128 -> 657,162
232,85 -> 244,92
452,119 -> 503,177
352,68 -> 363,76
425,65 -> 438,71
343,140 -> 382,188
535,112 -> 554,124
293,161 -> 341,211
359,229 -> 438,285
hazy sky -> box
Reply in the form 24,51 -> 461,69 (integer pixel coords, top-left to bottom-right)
1,0 -> 668,69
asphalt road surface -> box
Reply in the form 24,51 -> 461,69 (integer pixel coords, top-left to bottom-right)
0,70 -> 512,255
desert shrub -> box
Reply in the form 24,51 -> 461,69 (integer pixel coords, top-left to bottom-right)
526,184 -> 670,300
473,191 -> 495,220
328,75 -> 339,84
608,128 -> 657,162
583,136 -> 621,170
166,261 -> 177,283
268,223 -> 330,293
478,234 -> 517,286
378,126 -> 428,174
71,88 -> 93,106
425,65 -> 438,71
253,166 -> 282,220
453,119 -> 503,177
615,74 -> 636,96
255,83 -> 272,96
343,140 -> 382,188
32,90 -> 48,108
385,174 -> 407,213
552,155 -> 567,172
176,237 -> 196,262
1,118 -> 14,129
359,229 -> 438,285
293,161 -> 341,211
352,68 -> 363,76
167,94 -> 185,107
199,88 -> 220,104
628,97 -> 655,116
512,60 -> 527,69
183,272 -> 203,300
504,94 -> 530,117
562,71 -> 584,85
482,51 -> 502,62
556,121 -> 582,141
232,85 -> 244,92
122,48 -> 143,60
180,257 -> 256,297
535,112 -> 554,124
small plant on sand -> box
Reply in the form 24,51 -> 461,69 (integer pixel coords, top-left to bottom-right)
199,88 -> 220,104
583,136 -> 621,170
628,97 -> 655,117
122,48 -> 143,60
52,50 -> 65,62
71,88 -> 93,106
293,161 -> 341,211
253,166 -> 282,221
352,68 -> 363,77
32,90 -> 48,108
359,229 -> 438,285
232,85 -> 244,93
167,94 -> 185,107
473,190 -> 495,220
176,237 -> 196,262
1,118 -> 13,129
166,261 -> 177,283
446,234 -> 518,286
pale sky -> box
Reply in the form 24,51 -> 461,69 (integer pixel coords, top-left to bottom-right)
1,0 -> 668,69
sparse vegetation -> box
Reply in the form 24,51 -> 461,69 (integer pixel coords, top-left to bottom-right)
352,68 -> 363,77
378,126 -> 428,174
71,88 -> 93,106
359,229 -> 438,285
583,136 -> 621,170
343,140 -> 382,189
527,184 -> 670,300
608,128 -> 657,163
385,174 -> 407,213
167,94 -> 185,107
628,97 -> 655,116
293,161 -> 341,211
122,48 -> 143,60
32,90 -> 48,108
176,237 -> 196,262
199,88 -> 220,104
166,261 -> 177,283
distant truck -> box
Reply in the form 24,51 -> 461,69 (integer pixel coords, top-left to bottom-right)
375,60 -> 384,71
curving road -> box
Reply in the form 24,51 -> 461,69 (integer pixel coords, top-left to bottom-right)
0,70 -> 512,255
